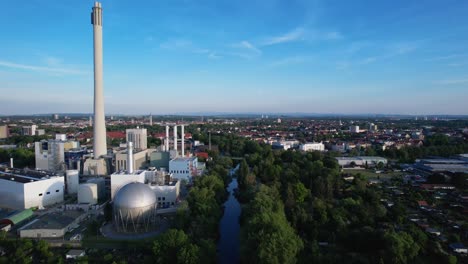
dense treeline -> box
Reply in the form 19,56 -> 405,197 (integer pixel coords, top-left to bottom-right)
0,148 -> 35,168
232,136 -> 458,264
151,155 -> 232,264
0,234 -> 64,264
379,133 -> 468,162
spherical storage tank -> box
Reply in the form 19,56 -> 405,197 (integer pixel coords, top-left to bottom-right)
78,183 -> 98,205
113,182 -> 157,233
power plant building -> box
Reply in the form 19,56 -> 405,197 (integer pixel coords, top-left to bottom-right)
126,127 -> 147,150
0,168 -> 64,210
169,157 -> 198,181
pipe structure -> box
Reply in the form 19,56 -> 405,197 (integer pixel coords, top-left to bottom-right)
165,126 -> 169,151
91,2 -> 107,158
174,125 -> 178,153
127,142 -> 134,174
181,125 -> 185,156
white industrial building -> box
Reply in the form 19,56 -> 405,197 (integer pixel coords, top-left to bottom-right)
169,157 -> 198,181
22,125 -> 37,136
35,135 -> 80,172
349,125 -> 360,133
35,140 -> 65,172
335,156 -> 388,167
65,170 -> 79,194
115,149 -> 150,172
126,127 -> 148,150
271,140 -> 300,150
150,180 -> 180,208
0,168 -> 64,210
299,142 -> 325,152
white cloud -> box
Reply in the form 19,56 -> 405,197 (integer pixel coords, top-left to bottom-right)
232,41 -> 262,54
0,60 -> 88,75
262,27 -> 305,46
269,56 -> 310,67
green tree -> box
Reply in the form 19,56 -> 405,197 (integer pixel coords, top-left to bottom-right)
153,229 -> 200,264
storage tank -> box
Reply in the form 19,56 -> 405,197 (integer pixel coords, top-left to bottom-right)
78,183 -> 98,204
113,182 -> 157,233
87,177 -> 105,199
66,170 -> 79,194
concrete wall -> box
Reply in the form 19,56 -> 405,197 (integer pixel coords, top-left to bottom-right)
23,177 -> 64,209
0,179 -> 25,209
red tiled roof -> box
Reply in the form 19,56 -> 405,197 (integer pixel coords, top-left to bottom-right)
107,131 -> 125,139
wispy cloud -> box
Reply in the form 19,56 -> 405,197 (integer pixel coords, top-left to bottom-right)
357,42 -> 418,65
0,60 -> 88,75
232,41 -> 262,54
426,54 -> 468,61
160,39 -> 221,59
269,56 -> 311,67
230,41 -> 262,59
262,28 -> 305,46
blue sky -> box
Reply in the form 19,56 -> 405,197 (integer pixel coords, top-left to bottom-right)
0,0 -> 467,115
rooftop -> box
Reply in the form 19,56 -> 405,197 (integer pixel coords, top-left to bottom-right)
0,168 -> 62,183
171,157 -> 197,162
20,211 -> 83,230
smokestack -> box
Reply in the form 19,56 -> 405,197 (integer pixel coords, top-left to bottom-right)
91,2 -> 107,158
165,126 -> 169,151
209,131 -> 212,151
174,125 -> 178,153
10,158 -> 13,168
181,125 -> 185,156
127,142 -> 134,174
149,114 -> 153,126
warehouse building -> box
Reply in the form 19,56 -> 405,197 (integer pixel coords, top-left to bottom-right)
18,211 -> 86,238
0,168 -> 64,210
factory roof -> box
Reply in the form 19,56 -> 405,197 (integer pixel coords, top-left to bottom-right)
170,156 -> 197,162
20,211 -> 83,230
111,170 -> 145,175
0,168 -> 62,183
0,209 -> 33,226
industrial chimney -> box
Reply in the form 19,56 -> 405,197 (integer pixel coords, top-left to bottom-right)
173,125 -> 178,153
127,142 -> 134,174
91,2 -> 107,158
165,125 -> 169,151
181,125 -> 185,156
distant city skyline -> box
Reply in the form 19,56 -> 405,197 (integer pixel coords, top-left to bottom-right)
1,0 -> 468,115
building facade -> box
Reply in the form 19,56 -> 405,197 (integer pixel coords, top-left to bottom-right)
0,168 -> 64,210
126,127 -> 148,150
169,157 -> 198,181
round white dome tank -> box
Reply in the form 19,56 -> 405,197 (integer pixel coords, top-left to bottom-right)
113,182 -> 157,233
78,183 -> 98,204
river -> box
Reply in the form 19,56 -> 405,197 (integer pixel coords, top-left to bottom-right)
217,178 -> 241,264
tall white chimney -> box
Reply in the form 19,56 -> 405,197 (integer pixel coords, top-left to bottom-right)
165,125 -> 169,151
10,158 -> 13,168
91,2 -> 107,158
181,125 -> 185,156
127,141 -> 134,174
174,125 -> 178,153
